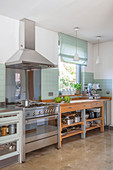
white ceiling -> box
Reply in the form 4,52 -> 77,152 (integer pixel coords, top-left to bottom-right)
0,0 -> 113,43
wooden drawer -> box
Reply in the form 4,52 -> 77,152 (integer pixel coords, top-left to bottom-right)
91,101 -> 103,108
60,101 -> 104,113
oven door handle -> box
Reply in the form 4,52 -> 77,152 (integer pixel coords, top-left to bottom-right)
26,115 -> 58,124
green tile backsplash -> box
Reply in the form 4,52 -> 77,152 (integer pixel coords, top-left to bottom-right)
41,68 -> 59,100
81,72 -> 94,85
81,72 -> 112,97
94,79 -> 112,97
41,69 -> 112,99
0,63 -> 5,102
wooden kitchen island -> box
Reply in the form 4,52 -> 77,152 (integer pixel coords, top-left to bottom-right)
58,99 -> 107,149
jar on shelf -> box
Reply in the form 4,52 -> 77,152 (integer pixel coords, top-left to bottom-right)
1,126 -> 8,136
9,124 -> 16,135
0,126 -> 1,136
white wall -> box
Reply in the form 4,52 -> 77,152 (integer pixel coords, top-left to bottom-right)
93,41 -> 113,126
0,15 -> 58,102
36,26 -> 58,65
0,15 -> 58,64
81,42 -> 94,73
0,15 -> 19,63
93,41 -> 113,79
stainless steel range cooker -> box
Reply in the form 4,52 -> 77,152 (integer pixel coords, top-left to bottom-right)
21,101 -> 59,162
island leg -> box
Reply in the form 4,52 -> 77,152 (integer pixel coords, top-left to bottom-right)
58,105 -> 61,149
100,103 -> 104,133
81,109 -> 86,139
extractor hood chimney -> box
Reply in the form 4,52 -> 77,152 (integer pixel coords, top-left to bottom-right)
6,19 -> 57,70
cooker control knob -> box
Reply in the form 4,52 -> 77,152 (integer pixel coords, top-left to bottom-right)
33,112 -> 36,116
27,112 -> 30,117
44,110 -> 47,114
39,111 -> 42,115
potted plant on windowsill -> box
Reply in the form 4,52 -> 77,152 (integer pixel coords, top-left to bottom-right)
74,83 -> 82,95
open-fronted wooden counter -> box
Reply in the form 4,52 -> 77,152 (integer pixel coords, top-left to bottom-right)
58,99 -> 106,149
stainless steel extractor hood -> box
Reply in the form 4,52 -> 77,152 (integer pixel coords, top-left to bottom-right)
6,19 -> 57,70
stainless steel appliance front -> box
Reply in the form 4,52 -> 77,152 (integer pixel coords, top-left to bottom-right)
22,103 -> 58,162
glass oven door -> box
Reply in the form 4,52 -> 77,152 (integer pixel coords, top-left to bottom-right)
25,115 -> 58,143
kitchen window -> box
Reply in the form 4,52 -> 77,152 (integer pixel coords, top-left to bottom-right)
59,58 -> 81,94
59,60 -> 76,91
58,33 -> 88,94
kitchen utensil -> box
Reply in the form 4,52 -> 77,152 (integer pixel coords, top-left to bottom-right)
89,111 -> 95,119
94,94 -> 100,96
94,96 -> 101,99
66,116 -> 73,125
90,121 -> 97,127
25,99 -> 29,107
96,83 -> 100,89
61,128 -> 67,136
67,119 -> 73,125
88,108 -> 101,118
93,83 -> 96,89
21,99 -> 30,107
94,94 -> 101,99
85,114 -> 89,119
89,96 -> 93,100
75,116 -> 80,123
86,122 -> 90,128
95,112 -> 101,118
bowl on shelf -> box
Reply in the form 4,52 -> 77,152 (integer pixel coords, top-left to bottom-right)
85,114 -> 89,119
86,122 -> 90,128
75,116 -> 80,123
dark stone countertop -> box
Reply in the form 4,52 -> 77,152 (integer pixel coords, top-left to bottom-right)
0,105 -> 23,113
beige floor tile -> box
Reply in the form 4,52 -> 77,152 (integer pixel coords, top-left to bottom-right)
1,129 -> 113,170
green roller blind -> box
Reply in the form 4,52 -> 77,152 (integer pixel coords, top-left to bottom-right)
59,33 -> 88,65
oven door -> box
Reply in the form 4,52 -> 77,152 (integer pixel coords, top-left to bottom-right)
25,115 -> 58,143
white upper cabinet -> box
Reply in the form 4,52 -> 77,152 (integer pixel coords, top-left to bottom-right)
35,26 -> 58,65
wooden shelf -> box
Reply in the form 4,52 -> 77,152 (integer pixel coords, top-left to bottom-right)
86,117 -> 102,122
59,99 -> 105,149
62,130 -> 83,139
62,113 -> 76,117
62,121 -> 84,129
86,124 -> 101,131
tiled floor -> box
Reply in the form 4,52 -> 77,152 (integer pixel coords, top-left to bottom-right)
2,129 -> 113,170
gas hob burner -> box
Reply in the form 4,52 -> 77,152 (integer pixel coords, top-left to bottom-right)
28,101 -> 54,107
17,101 -> 55,108
28,103 -> 52,108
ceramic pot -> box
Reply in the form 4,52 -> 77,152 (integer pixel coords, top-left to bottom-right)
76,89 -> 80,94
